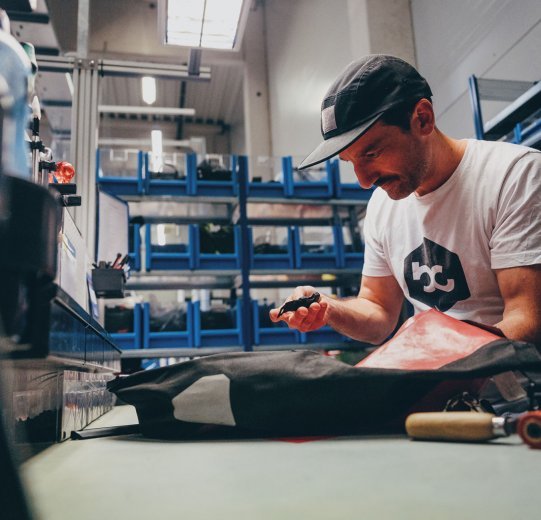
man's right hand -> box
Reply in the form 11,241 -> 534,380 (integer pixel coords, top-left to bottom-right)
269,285 -> 330,333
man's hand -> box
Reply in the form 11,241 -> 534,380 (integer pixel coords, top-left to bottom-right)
270,286 -> 330,333
270,276 -> 403,344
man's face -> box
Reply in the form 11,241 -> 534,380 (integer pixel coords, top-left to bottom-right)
338,120 -> 430,200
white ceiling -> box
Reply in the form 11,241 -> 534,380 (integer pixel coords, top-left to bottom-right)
9,0 -> 248,151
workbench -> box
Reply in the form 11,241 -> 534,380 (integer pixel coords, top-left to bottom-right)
21,405 -> 539,519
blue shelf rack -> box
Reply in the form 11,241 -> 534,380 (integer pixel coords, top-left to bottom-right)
468,75 -> 541,150
336,225 -> 364,270
128,223 -> 142,272
105,154 -> 376,354
145,223 -> 194,271
193,301 -> 243,347
192,154 -> 239,197
143,302 -> 193,349
249,226 -> 296,270
194,224 -> 242,270
245,156 -> 291,198
284,156 -> 334,199
252,300 -> 299,345
144,152 -> 193,196
300,327 -> 344,345
144,223 -> 241,271
293,225 -> 341,270
109,303 -> 143,350
96,149 -> 144,196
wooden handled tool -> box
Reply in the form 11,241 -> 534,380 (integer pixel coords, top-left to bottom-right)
405,412 -> 506,442
406,411 -> 541,448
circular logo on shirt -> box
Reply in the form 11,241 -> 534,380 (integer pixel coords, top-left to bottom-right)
404,238 -> 471,311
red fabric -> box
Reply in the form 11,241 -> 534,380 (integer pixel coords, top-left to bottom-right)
356,309 -> 501,370
274,436 -> 335,443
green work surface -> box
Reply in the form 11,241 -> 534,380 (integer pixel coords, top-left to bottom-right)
22,406 -> 539,520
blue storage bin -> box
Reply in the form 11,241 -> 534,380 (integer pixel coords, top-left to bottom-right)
195,224 -> 241,270
337,225 -> 364,270
145,151 -> 192,196
192,154 -> 238,197
108,303 -> 143,350
249,226 -> 295,270
128,223 -> 142,272
332,159 -> 374,200
143,302 -> 193,349
96,148 -> 144,196
246,156 -> 290,198
252,300 -> 299,345
293,225 -> 340,269
145,223 -> 194,271
286,156 -> 334,199
193,300 -> 243,347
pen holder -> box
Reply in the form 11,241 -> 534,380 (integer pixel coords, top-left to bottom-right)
91,268 -> 126,298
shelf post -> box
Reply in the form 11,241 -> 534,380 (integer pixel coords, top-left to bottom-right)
238,155 -> 253,351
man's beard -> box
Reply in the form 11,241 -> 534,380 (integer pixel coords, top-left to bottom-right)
383,152 -> 430,200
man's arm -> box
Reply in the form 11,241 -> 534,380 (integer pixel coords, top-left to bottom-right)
269,275 -> 404,345
494,265 -> 541,344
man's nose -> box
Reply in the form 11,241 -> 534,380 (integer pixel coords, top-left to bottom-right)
354,166 -> 379,189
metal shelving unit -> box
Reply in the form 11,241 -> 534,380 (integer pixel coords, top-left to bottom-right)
469,75 -> 541,149
98,152 -> 371,358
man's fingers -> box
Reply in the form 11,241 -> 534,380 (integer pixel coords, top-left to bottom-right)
286,304 -> 318,330
269,308 -> 280,322
269,286 -> 322,326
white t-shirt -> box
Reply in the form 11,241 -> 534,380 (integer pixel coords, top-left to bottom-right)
362,139 -> 541,326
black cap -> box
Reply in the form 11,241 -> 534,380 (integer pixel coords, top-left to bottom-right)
299,55 -> 432,170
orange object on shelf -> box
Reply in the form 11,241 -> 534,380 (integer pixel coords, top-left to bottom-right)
53,161 -> 75,183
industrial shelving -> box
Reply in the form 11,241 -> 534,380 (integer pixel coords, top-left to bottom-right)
468,75 -> 541,149
98,150 -> 372,357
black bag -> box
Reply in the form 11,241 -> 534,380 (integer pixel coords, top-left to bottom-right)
107,311 -> 541,439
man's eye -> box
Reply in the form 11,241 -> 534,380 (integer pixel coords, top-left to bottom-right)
365,151 -> 380,159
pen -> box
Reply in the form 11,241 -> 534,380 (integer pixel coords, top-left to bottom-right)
111,253 -> 122,269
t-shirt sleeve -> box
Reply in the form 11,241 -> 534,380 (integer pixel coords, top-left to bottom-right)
490,152 -> 541,269
361,195 -> 393,277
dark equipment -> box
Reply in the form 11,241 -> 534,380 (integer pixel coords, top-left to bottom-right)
107,310 -> 541,440
278,292 -> 321,317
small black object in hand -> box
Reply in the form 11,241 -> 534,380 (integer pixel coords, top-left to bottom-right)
277,292 -> 321,317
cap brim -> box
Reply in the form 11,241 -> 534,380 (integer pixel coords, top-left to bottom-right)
298,112 -> 383,170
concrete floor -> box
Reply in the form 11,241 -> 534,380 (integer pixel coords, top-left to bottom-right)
22,406 -> 540,520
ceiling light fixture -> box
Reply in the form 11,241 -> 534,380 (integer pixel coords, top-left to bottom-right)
159,0 -> 249,51
142,76 -> 157,105
65,72 -> 74,96
157,224 -> 167,246
151,129 -> 163,173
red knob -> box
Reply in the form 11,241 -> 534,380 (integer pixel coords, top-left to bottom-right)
517,411 -> 541,449
55,161 -> 75,183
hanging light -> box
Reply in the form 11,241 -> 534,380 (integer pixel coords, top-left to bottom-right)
142,76 -> 157,105
151,129 -> 163,173
157,224 -> 167,246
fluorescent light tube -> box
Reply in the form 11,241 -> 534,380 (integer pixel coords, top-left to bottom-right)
142,76 -> 157,105
65,72 -> 74,96
157,224 -> 167,246
151,130 -> 163,173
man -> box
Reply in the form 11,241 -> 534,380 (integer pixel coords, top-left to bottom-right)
270,55 -> 541,345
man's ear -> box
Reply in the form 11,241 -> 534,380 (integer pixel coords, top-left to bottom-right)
411,98 -> 435,136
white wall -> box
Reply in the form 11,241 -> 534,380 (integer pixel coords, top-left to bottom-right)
412,0 -> 541,138
264,0 -> 355,158
264,0 -> 416,159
